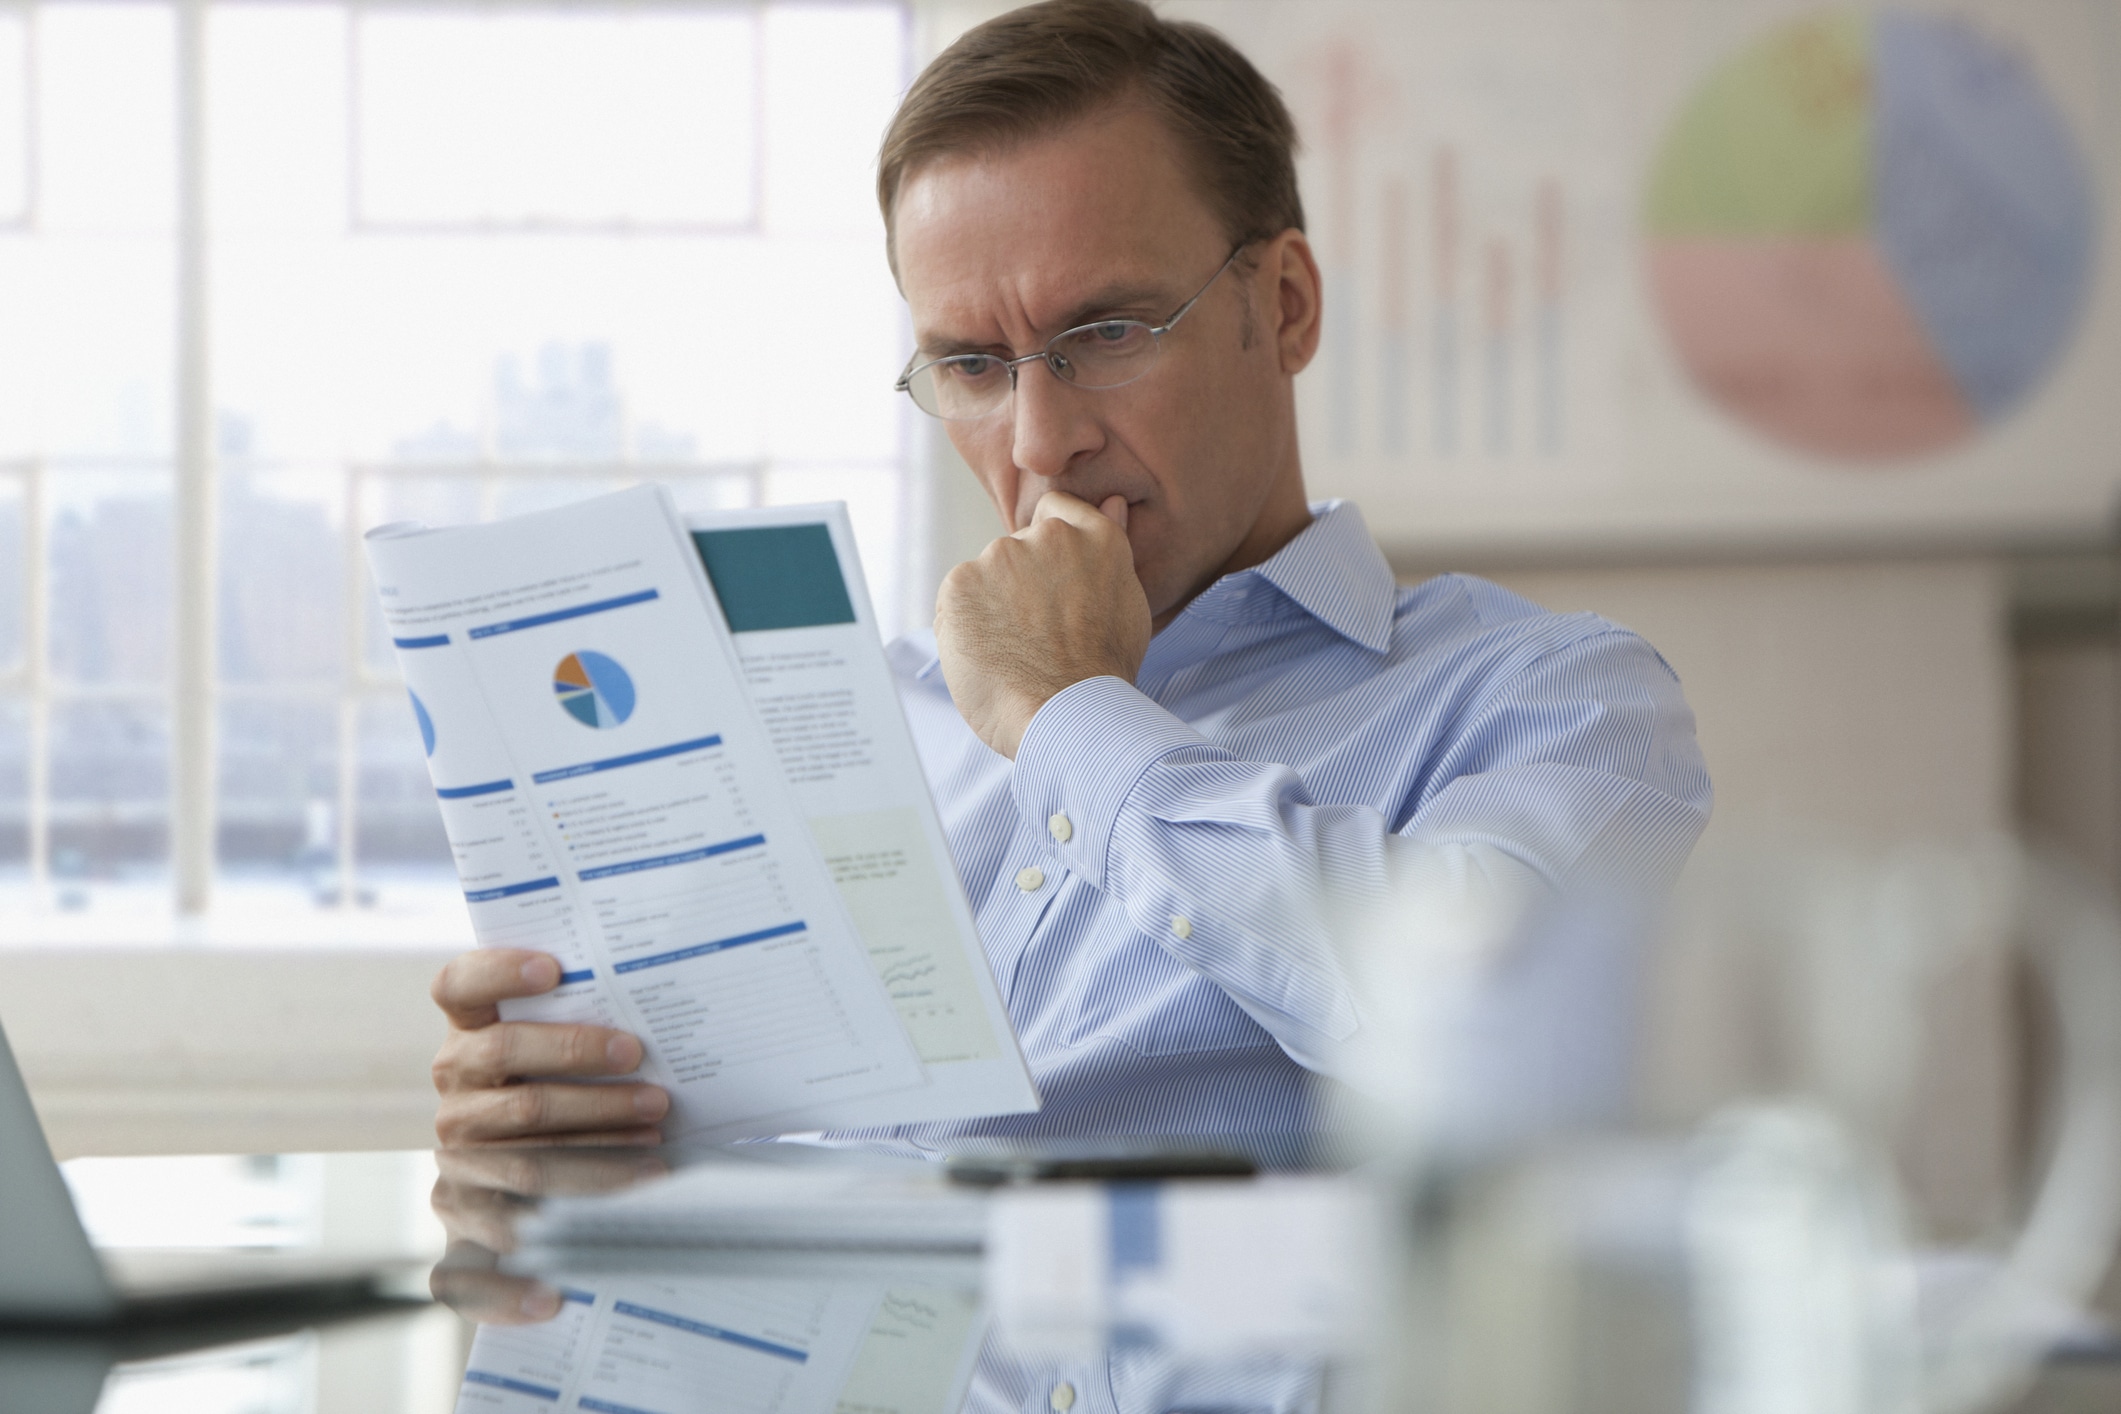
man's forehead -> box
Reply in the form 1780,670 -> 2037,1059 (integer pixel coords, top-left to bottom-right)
892,108 -> 1223,345
907,262 -> 1180,350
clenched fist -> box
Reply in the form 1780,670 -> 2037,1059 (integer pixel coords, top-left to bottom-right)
935,491 -> 1153,758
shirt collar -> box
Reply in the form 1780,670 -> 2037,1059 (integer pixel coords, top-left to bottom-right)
1236,499 -> 1397,654
911,498 -> 1397,679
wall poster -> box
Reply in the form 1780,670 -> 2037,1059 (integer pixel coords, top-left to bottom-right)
1175,0 -> 2121,556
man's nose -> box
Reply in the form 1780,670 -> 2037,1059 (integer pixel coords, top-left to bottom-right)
1009,358 -> 1103,489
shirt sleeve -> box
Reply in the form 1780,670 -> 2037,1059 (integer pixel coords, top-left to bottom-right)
1006,628 -> 1713,1076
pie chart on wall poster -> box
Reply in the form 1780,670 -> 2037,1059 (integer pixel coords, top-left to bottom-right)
1643,9 -> 2097,462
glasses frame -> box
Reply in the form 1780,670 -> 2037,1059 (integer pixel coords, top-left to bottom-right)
894,243 -> 1249,421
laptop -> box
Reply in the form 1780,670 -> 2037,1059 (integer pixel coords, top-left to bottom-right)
0,1015 -> 427,1328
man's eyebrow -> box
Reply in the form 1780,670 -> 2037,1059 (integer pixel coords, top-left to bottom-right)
914,333 -> 1002,360
1052,280 -> 1172,331
915,279 -> 1176,358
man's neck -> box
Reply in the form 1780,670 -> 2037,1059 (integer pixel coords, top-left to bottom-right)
1150,470 -> 1314,634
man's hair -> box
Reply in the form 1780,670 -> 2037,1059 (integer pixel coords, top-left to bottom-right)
876,0 -> 1303,268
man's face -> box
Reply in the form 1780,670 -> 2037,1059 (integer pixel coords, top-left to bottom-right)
892,104 -> 1314,621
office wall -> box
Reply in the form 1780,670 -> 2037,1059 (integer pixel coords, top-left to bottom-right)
0,950 -> 448,1158
1178,0 -> 2121,554
1448,555 -> 2020,1236
2020,633 -> 2121,888
1459,555 -> 2014,839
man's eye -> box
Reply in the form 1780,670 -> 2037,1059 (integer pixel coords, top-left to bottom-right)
942,356 -> 1002,382
1063,322 -> 1148,355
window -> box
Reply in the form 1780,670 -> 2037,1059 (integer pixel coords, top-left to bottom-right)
0,1 -> 915,933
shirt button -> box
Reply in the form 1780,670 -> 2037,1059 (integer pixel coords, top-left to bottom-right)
1015,866 -> 1045,892
1171,915 -> 1193,940
1049,1383 -> 1076,1413
1047,812 -> 1073,844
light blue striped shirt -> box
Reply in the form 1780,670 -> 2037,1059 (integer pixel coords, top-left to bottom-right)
885,501 -> 1711,1139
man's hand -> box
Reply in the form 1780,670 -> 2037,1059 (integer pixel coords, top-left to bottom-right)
430,949 -> 670,1146
936,491 -> 1152,758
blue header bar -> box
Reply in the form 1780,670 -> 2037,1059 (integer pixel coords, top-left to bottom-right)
464,876 -> 561,903
393,633 -> 449,649
463,1371 -> 561,1401
468,588 -> 659,640
610,1301 -> 809,1362
611,921 -> 805,975
579,1398 -> 662,1414
532,734 -> 722,785
576,833 -> 763,882
437,778 -> 514,800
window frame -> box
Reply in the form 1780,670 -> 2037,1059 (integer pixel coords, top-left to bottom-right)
342,0 -> 769,236
0,1 -> 33,232
1,0 -> 920,929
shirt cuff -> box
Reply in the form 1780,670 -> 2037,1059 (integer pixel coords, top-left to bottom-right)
1011,676 -> 1210,891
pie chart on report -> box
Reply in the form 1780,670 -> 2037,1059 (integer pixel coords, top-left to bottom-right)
553,651 -> 637,729
409,690 -> 436,756
1644,9 -> 2097,461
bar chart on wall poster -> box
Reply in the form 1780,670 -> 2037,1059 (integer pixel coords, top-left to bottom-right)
1213,0 -> 1637,486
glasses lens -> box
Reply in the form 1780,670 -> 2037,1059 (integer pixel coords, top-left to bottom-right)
1049,321 -> 1158,389
905,355 -> 1010,420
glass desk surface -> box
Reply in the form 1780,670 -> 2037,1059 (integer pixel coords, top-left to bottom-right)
6,1138 -> 2118,1414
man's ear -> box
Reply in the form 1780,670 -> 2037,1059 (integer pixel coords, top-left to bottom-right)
1270,230 -> 1324,376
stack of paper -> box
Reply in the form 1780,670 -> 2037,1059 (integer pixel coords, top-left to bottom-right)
516,1151 -> 987,1252
986,1175 -> 1386,1355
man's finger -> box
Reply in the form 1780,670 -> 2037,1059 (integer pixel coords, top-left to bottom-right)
436,1021 -> 644,1092
473,1127 -> 668,1149
432,949 -> 562,1029
1098,493 -> 1129,529
436,1080 -> 670,1146
1025,490 -> 1113,533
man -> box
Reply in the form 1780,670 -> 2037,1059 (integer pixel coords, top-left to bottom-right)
426,0 -> 1711,1146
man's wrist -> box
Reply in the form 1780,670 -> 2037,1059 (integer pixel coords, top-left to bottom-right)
988,685 -> 1049,760
989,663 -> 1133,758
1011,677 -> 1210,891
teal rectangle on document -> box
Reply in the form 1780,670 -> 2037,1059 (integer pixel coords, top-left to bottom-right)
691,524 -> 856,633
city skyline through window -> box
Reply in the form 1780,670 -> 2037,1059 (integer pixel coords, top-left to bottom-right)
0,1 -> 915,935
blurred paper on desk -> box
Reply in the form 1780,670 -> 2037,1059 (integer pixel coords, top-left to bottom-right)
517,1150 -> 987,1252
985,1176 -> 1388,1356
456,1275 -> 983,1414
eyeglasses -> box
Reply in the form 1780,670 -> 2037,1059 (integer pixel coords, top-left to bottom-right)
895,244 -> 1247,421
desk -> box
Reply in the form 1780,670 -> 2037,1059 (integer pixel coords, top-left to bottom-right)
0,1303 -> 467,1412
6,1144 -> 2117,1414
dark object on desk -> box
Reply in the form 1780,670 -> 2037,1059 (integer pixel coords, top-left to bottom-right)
0,1015 -> 423,1330
943,1140 -> 1261,1187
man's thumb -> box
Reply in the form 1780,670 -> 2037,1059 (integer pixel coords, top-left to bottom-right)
1099,494 -> 1129,531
